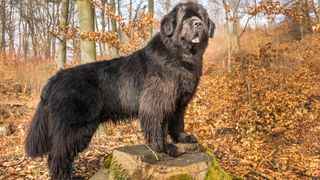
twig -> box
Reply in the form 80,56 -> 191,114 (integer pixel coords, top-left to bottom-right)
145,145 -> 159,161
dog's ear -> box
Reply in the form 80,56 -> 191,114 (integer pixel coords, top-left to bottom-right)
208,19 -> 215,38
161,10 -> 177,37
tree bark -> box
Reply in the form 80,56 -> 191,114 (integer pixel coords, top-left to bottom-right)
57,0 -> 70,70
78,0 -> 96,63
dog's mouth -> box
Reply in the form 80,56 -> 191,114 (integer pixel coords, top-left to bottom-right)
191,32 -> 202,44
191,36 -> 200,44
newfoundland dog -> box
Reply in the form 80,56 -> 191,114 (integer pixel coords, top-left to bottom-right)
25,1 -> 215,179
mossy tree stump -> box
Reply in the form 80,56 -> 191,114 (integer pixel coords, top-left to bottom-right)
90,144 -> 240,180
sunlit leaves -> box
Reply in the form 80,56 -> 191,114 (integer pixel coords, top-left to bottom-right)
248,0 -> 304,20
51,0 -> 159,56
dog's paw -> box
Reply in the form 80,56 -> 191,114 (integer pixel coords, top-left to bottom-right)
182,134 -> 198,143
164,143 -> 180,157
174,133 -> 198,143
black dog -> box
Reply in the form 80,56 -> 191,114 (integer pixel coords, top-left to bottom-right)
25,1 -> 215,179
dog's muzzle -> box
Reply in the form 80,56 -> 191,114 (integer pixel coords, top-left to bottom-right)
191,19 -> 203,44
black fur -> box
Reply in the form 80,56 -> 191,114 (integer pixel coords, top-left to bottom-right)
25,2 -> 215,179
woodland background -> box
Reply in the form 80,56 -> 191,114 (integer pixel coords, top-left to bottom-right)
0,0 -> 319,179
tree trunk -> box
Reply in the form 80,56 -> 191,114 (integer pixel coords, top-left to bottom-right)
109,0 -> 119,57
94,9 -> 102,58
22,22 -> 28,61
57,0 -> 69,70
310,0 -> 319,21
8,1 -> 15,55
1,0 -> 6,61
222,0 -> 232,72
148,0 -> 154,36
299,0 -> 305,39
100,0 -> 106,57
318,0 -> 320,19
117,0 -> 122,55
78,0 -> 96,63
301,0 -> 311,31
53,1 -> 61,63
129,0 -> 132,20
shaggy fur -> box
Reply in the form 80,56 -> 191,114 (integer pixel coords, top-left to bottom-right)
25,2 -> 215,179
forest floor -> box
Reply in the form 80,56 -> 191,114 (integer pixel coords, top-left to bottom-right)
0,33 -> 319,179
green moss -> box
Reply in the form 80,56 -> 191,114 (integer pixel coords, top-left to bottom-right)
168,174 -> 193,180
110,157 -> 129,180
205,149 -> 243,180
103,155 -> 113,169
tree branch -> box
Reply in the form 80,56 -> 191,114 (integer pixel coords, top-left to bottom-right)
239,15 -> 254,39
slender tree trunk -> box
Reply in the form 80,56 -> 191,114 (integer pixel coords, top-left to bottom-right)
148,0 -> 154,36
129,0 -> 132,20
22,22 -> 28,61
110,0 -> 119,57
52,1 -> 61,63
1,0 -> 6,61
318,0 -> 320,19
57,0 -> 69,70
8,2 -> 15,55
117,0 -> 122,54
18,18 -> 22,55
302,0 -> 311,30
254,0 -> 258,29
298,0 -> 304,39
100,0 -> 106,57
310,0 -> 319,21
78,0 -> 96,63
222,0 -> 232,72
94,9 -> 102,58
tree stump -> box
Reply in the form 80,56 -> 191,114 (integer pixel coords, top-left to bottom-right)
90,144 -> 239,180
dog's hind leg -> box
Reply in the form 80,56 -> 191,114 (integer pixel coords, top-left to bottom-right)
48,121 -> 100,180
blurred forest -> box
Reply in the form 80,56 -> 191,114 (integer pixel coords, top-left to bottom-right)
0,0 -> 319,179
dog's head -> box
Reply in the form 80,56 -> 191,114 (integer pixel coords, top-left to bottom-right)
160,1 -> 215,50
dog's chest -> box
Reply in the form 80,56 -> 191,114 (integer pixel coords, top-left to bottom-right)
176,65 -> 201,107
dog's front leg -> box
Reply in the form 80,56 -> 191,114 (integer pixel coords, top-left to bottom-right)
138,80 -> 180,157
169,107 -> 198,143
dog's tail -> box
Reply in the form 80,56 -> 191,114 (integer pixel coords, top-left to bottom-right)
25,100 -> 50,157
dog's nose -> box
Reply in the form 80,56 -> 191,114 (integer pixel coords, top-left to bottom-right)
193,20 -> 202,27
